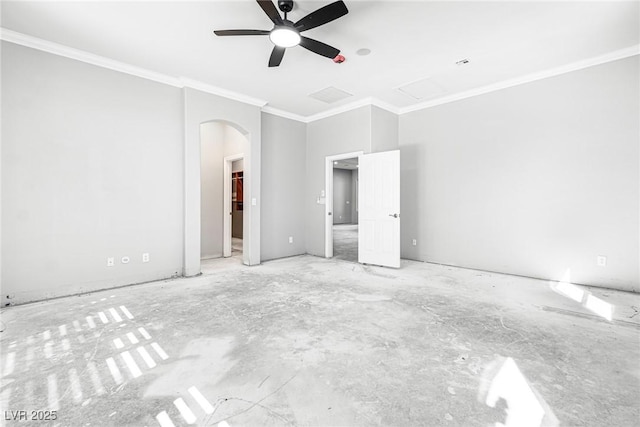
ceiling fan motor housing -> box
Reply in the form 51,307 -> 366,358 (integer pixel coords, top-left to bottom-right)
278,0 -> 294,13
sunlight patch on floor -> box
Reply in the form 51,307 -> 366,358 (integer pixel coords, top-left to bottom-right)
550,269 -> 614,321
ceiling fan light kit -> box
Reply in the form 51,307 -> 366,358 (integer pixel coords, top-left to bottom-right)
214,0 -> 349,67
269,27 -> 301,48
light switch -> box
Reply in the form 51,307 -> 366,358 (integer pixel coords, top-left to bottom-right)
321,190 -> 325,197
252,198 -> 257,206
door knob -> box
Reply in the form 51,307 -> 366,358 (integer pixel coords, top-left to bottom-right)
389,213 -> 399,218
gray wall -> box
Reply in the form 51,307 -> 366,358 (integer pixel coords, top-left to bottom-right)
200,122 -> 224,259
3,39 -> 636,302
305,106 -> 372,256
333,169 -> 353,224
399,56 -> 639,291
200,122 -> 245,259
260,113 -> 306,261
371,106 -> 399,153
1,42 -> 184,305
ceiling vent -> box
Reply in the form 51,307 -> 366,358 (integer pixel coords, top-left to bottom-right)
309,86 -> 353,104
396,77 -> 447,101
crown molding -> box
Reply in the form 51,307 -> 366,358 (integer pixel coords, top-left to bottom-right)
272,45 -> 639,121
300,97 -> 401,123
1,28 -> 183,88
179,78 -> 267,107
370,98 -> 401,115
399,44 -> 640,114
304,97 -> 376,123
263,97 -> 401,123
261,106 -> 308,122
3,28 -> 637,121
0,28 -> 267,107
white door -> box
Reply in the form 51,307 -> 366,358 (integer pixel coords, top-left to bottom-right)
358,150 -> 400,268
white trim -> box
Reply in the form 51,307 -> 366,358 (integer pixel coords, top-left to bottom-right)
264,100 -> 399,123
180,78 -> 267,107
306,97 -> 375,123
398,44 -> 640,114
223,153 -> 244,258
370,98 -> 402,115
0,28 -> 267,107
0,28 -> 182,88
3,28 -> 637,121
325,151 -> 364,259
261,106 -> 308,122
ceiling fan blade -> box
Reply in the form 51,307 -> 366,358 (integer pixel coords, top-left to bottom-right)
299,36 -> 340,59
294,1 -> 348,32
257,0 -> 283,25
269,46 -> 286,67
214,29 -> 270,36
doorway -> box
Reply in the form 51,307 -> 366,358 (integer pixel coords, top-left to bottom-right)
332,158 -> 359,262
325,150 -> 401,268
224,154 -> 244,258
325,151 -> 363,259
200,120 -> 248,263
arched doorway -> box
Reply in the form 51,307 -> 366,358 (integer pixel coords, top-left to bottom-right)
200,121 -> 248,262
182,88 -> 263,277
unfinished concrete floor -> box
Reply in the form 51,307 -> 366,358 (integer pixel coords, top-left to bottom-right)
333,224 -> 358,263
1,255 -> 639,426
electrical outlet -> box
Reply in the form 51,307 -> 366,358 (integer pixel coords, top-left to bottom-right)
121,256 -> 130,264
289,236 -> 293,243
142,253 -> 149,263
597,255 -> 607,267
412,239 -> 417,246
107,257 -> 115,267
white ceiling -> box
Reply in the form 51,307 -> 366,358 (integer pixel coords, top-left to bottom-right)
1,1 -> 638,119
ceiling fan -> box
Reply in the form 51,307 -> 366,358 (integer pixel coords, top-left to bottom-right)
214,0 -> 349,67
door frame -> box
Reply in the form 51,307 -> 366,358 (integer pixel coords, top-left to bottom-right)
223,153 -> 244,257
325,151 -> 364,258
